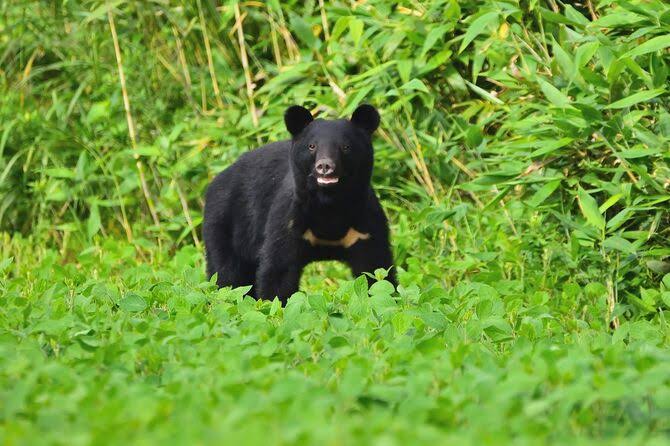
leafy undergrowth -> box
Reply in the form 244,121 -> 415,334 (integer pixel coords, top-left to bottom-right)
2,1 -> 670,444
1,238 -> 669,446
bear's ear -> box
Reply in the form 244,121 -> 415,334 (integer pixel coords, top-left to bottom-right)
284,105 -> 314,137
350,104 -> 380,134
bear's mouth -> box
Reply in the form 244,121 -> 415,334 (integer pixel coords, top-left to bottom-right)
316,175 -> 339,186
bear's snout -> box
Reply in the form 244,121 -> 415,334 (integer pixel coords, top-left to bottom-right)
314,157 -> 340,185
315,158 -> 335,176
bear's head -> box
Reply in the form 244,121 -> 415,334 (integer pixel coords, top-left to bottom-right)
284,104 -> 380,198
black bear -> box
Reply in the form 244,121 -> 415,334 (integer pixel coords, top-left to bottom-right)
203,104 -> 396,304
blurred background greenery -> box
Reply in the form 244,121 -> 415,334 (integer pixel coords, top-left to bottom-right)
1,0 -> 668,315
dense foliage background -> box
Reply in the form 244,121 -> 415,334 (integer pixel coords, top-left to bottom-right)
1,0 -> 669,444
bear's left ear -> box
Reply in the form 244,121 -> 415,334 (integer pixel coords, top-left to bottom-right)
350,104 -> 380,134
284,105 -> 314,137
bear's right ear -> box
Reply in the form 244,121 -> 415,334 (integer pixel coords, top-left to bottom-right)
284,105 -> 313,137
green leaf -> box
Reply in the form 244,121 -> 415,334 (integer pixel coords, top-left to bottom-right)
661,291 -> 670,307
421,25 -> 450,58
349,18 -> 364,46
527,180 -> 561,208
575,41 -> 600,67
308,293 -> 327,313
86,101 -> 110,124
537,78 -> 573,108
458,12 -> 499,54
606,208 -> 633,231
44,168 -> 77,179
421,48 -> 453,75
420,310 -> 448,330
619,147 -> 665,158
552,39 -> 575,79
290,14 -> 317,48
602,236 -> 636,254
465,80 -> 503,105
400,79 -> 430,93
269,297 -> 281,316
369,280 -> 395,296
242,310 -> 267,324
87,203 -> 101,238
0,257 -> 13,274
330,16 -> 351,41
577,186 -> 605,230
530,137 -> 573,157
647,261 -> 670,274
563,5 -> 590,26
392,311 -> 413,335
396,60 -> 412,84
604,88 -> 665,109
118,293 -> 148,312
134,145 -> 161,157
592,11 -> 644,28
598,194 -> 622,213
621,35 -> 670,59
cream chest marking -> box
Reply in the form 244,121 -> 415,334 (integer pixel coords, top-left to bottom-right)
303,228 -> 370,248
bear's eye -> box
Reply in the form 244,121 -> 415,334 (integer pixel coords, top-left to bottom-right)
308,144 -> 316,152
342,145 -> 350,153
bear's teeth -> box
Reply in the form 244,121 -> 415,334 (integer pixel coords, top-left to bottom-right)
317,177 -> 339,185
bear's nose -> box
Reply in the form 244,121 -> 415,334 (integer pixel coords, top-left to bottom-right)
315,158 -> 335,175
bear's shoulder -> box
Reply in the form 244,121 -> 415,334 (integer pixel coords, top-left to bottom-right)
237,140 -> 291,164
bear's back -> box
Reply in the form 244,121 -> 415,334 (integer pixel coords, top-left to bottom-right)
203,140 -> 293,262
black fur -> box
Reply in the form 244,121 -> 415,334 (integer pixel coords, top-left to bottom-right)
203,104 -> 396,304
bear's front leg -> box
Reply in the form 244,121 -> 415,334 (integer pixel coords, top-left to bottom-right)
254,192 -> 305,304
347,234 -> 397,288
256,262 -> 301,305
255,222 -> 303,305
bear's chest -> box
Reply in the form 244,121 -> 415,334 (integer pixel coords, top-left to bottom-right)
296,198 -> 371,252
302,227 -> 370,249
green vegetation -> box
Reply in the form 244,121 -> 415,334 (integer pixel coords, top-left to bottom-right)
1,1 -> 669,444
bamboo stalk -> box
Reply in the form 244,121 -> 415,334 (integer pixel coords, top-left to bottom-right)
20,48 -> 40,108
171,25 -> 195,104
196,0 -> 224,110
107,10 -> 160,229
378,127 -> 428,192
318,0 -> 330,41
273,7 -> 299,61
400,107 -> 439,202
607,277 -> 620,330
586,0 -> 598,20
315,51 -> 345,104
234,2 -> 258,127
175,181 -> 201,249
267,12 -> 283,68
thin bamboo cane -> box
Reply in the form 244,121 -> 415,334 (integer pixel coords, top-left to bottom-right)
108,10 -> 160,230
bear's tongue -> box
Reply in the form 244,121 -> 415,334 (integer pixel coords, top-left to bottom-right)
317,176 -> 339,185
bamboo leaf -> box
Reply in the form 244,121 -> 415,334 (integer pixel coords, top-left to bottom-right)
465,80 -> 503,104
604,88 -> 665,109
578,187 -> 605,230
537,78 -> 574,108
621,35 -> 670,59
458,12 -> 499,54
603,236 -> 636,254
400,79 -> 430,93
527,180 -> 561,208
